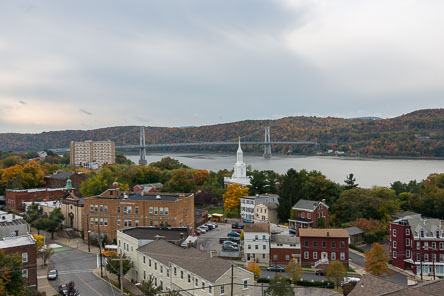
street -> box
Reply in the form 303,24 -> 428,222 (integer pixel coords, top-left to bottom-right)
48,248 -> 120,296
349,250 -> 407,286
260,269 -> 328,282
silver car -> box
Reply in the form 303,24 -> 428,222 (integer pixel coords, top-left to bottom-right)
47,269 -> 58,280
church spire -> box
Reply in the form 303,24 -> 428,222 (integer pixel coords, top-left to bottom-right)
236,136 -> 243,164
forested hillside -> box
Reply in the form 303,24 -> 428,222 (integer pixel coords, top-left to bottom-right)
0,109 -> 443,157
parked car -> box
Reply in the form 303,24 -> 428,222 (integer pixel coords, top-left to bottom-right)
209,223 -> 218,228
344,277 -> 360,284
198,227 -> 207,234
223,240 -> 238,247
315,269 -> 326,276
232,223 -> 244,229
223,244 -> 239,251
227,237 -> 241,244
194,230 -> 201,236
233,229 -> 242,234
47,269 -> 58,280
58,284 -> 68,295
206,224 -> 215,230
201,225 -> 209,231
267,265 -> 285,272
243,219 -> 254,223
289,228 -> 297,235
227,231 -> 241,237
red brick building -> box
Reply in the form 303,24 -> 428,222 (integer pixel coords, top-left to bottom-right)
288,199 -> 329,233
6,188 -> 67,212
45,171 -> 85,196
0,234 -> 37,290
299,228 -> 349,267
390,215 -> 444,277
82,189 -> 194,241
270,234 -> 300,265
133,183 -> 162,195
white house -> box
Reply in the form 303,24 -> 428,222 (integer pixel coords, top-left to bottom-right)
243,223 -> 270,264
240,194 -> 279,220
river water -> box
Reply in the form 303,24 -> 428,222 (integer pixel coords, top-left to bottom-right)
125,153 -> 444,188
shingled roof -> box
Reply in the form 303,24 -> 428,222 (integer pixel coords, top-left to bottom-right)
292,199 -> 329,211
298,228 -> 349,238
137,240 -> 235,282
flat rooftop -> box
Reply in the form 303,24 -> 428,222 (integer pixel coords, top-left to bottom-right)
119,227 -> 189,241
0,234 -> 35,248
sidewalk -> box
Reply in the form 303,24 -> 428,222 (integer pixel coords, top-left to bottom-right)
92,268 -> 143,296
34,228 -> 101,255
36,257 -> 58,296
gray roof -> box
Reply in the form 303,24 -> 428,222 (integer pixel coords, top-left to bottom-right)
292,199 -> 329,211
120,227 -> 188,241
345,227 -> 364,236
0,234 -> 35,248
128,194 -> 179,202
403,217 -> 442,237
137,239 -> 234,282
271,234 -> 299,245
46,171 -> 74,180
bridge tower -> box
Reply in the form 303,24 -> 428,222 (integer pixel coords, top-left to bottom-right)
139,126 -> 147,165
264,126 -> 272,158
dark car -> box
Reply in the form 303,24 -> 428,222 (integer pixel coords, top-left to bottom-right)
47,269 -> 58,280
289,228 -> 297,235
223,244 -> 239,251
223,240 -> 238,247
227,231 -> 240,237
58,284 -> 68,295
267,265 -> 285,272
232,223 -> 244,229
227,237 -> 240,244
315,270 -> 326,276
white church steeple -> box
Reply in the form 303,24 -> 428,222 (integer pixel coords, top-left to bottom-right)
223,136 -> 251,187
236,136 -> 243,164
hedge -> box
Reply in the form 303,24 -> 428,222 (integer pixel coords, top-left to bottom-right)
350,244 -> 365,253
257,278 -> 271,283
296,280 -> 335,289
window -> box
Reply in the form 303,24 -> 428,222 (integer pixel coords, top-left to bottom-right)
167,268 -> 170,277
159,207 -> 163,215
406,250 -> 411,258
100,218 -> 103,226
128,220 -> 132,227
285,255 -> 290,261
417,241 -> 421,250
155,262 -> 157,270
262,254 -> 265,259
273,255 -> 278,260
304,251 -> 309,259
22,253 -> 28,263
421,230 -> 425,238
202,281 -> 205,290
117,206 -> 120,213
425,254 -> 429,262
174,266 -> 177,276
340,252 -> 345,260
160,265 -> 163,273
393,229 -> 397,237
149,259 -> 152,267
149,207 -> 153,215
90,205 -> 94,212
124,220 -> 128,227
22,269 -> 28,278
263,245 -> 266,250
437,231 -> 440,238
221,285 -> 225,294
393,241 -> 397,249
100,205 -> 103,212
340,241 -> 345,248
440,254 -> 444,262
135,206 -> 139,214
104,205 -> 108,213
154,207 -> 158,215
406,238 -> 410,246
243,279 -> 248,289
263,235 -> 266,240
308,213 -> 311,219
143,256 -> 146,264
406,228 -> 410,235
127,206 -> 132,214
331,241 -> 336,248
90,218 -> 94,225
417,254 -> 421,261
255,245 -> 258,250
313,252 -> 318,259
117,220 -> 121,227
248,245 -> 251,250
301,212 -> 305,218
95,205 -> 98,212
331,252 -> 336,260
322,241 -> 326,248
181,270 -> 183,279
313,241 -> 317,248
188,273 -> 191,283
95,218 -> 98,225
164,207 -> 168,215
143,270 -> 146,280
424,242 -> 429,250
135,220 -> 139,226
195,278 -> 199,287
432,242 -> 436,250
209,285 -> 213,293
393,251 -> 397,259
255,235 -> 258,240
104,218 -> 108,226
433,254 -> 437,262
440,242 -> 444,250
304,241 -> 309,247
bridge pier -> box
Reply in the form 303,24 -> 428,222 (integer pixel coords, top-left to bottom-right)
139,126 -> 147,165
264,126 -> 272,158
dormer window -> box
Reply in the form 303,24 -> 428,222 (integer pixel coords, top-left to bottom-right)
436,231 -> 440,238
420,230 -> 425,238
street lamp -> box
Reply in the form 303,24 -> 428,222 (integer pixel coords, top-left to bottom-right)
87,230 -> 91,253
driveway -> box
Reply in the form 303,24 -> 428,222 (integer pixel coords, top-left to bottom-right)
48,247 -> 120,296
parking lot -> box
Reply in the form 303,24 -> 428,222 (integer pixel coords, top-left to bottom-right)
196,222 -> 236,253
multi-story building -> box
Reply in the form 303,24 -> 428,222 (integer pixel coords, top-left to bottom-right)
0,211 -> 30,239
6,188 -> 67,212
254,202 -> 279,224
390,215 -> 444,278
136,239 -> 254,295
82,189 -> 194,241
240,194 -> 279,220
45,171 -> 85,196
299,228 -> 349,268
270,234 -> 300,265
288,199 -> 329,232
70,140 -> 115,168
117,227 -> 188,280
60,191 -> 84,232
244,223 -> 270,264
0,234 -> 37,290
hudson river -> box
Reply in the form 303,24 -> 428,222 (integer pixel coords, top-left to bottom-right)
126,153 -> 444,188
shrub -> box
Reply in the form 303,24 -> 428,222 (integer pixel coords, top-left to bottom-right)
350,244 -> 365,253
257,278 -> 271,283
296,280 -> 334,289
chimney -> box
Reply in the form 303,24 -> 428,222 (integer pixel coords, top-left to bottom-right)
321,199 -> 326,203
327,231 -> 330,237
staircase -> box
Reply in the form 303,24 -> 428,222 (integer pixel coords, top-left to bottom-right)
314,259 -> 329,268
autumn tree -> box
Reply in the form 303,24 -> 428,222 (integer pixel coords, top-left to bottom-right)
223,184 -> 249,214
326,260 -> 347,288
0,250 -> 26,296
32,234 -> 44,251
162,169 -> 195,193
193,169 -> 210,186
265,273 -> 294,296
285,258 -> 302,282
364,243 -> 391,277
247,261 -> 261,279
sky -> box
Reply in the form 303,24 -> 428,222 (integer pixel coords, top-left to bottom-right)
1,0 -> 443,133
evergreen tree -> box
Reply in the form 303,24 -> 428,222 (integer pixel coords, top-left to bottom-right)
344,173 -> 358,190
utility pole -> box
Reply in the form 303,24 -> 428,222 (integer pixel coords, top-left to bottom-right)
432,247 -> 436,280
420,237 -> 423,280
98,222 -> 103,278
231,264 -> 234,296
111,254 -> 125,295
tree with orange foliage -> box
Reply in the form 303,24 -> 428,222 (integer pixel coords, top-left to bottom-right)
364,243 -> 391,277
223,184 -> 249,213
247,261 -> 261,279
193,169 -> 210,186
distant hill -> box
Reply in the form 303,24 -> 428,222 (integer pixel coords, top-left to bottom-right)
0,109 -> 443,157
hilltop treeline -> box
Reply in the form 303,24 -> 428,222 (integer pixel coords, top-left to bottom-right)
0,109 -> 443,157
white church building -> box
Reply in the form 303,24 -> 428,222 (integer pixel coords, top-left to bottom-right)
224,138 -> 251,187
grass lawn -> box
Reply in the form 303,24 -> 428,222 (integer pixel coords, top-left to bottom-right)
208,207 -> 240,218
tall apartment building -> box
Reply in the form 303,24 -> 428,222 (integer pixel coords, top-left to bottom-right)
70,140 -> 115,168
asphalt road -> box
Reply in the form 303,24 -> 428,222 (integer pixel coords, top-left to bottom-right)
48,248 -> 120,296
349,250 -> 407,286
260,269 -> 328,282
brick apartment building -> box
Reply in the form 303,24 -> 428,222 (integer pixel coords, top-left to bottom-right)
0,234 -> 37,290
299,228 -> 349,268
82,189 -> 194,241
6,188 -> 67,212
288,199 -> 329,232
70,140 -> 115,168
390,214 -> 444,277
270,234 -> 300,265
45,171 -> 85,196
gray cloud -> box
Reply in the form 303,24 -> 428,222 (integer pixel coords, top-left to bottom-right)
0,0 -> 443,133
18,100 -> 26,104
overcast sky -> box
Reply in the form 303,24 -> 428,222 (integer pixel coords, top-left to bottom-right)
1,0 -> 443,133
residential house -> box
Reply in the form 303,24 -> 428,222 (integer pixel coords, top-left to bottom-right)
117,227 -> 188,280
270,234 -> 300,265
0,234 -> 37,290
244,223 -> 270,264
288,199 -> 329,231
345,227 -> 364,245
82,188 -> 194,241
241,194 -> 279,221
136,239 -> 254,295
133,183 -> 163,195
299,228 -> 349,268
390,215 -> 444,278
254,202 -> 278,224
0,211 -> 29,239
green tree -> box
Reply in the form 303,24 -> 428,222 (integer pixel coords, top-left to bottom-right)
150,157 -> 188,170
285,258 -> 302,282
115,151 -> 133,165
265,273 -> 294,296
161,169 -> 195,193
32,217 -> 50,235
0,250 -> 26,296
249,171 -> 267,195
24,202 -> 43,224
344,173 -> 358,190
139,277 -> 162,294
326,260 -> 347,288
106,254 -> 132,290
40,247 -> 54,267
277,169 -> 307,223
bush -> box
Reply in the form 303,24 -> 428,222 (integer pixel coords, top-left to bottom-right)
350,244 -> 365,253
257,278 -> 271,283
296,280 -> 334,289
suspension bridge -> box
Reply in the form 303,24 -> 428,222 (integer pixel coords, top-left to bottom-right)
50,126 -> 318,163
